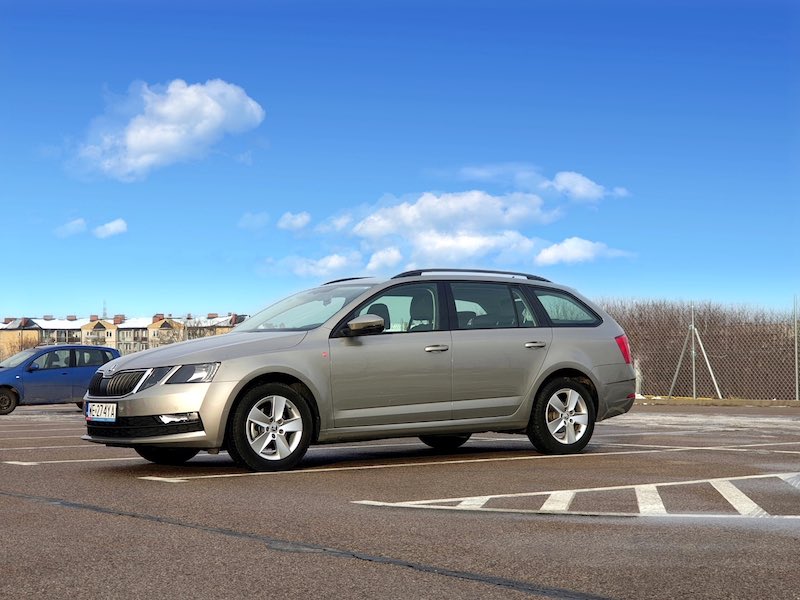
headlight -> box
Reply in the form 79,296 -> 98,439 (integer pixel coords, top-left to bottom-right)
165,363 -> 219,384
137,367 -> 173,392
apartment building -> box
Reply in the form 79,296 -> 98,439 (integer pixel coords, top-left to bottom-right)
0,313 -> 245,359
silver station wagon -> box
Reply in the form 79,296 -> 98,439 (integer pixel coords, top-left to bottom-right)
83,269 -> 636,471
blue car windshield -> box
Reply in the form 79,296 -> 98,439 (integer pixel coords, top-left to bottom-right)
0,348 -> 38,368
237,284 -> 375,332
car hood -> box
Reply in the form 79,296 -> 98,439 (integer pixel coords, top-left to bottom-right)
100,331 -> 308,372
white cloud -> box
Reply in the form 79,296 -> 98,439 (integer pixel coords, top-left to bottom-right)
93,218 -> 128,239
541,171 -> 606,202
366,247 -> 403,272
316,214 -> 352,233
78,79 -> 265,181
456,163 -> 544,190
353,190 -> 559,239
277,211 -> 311,231
254,166 -> 631,279
286,252 -> 361,277
612,186 -> 630,197
55,218 -> 87,238
238,211 -> 269,230
409,230 -> 538,264
534,237 -> 628,266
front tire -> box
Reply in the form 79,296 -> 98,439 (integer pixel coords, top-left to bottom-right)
0,389 -> 18,415
134,446 -> 200,465
228,382 -> 313,472
527,378 -> 595,454
419,433 -> 471,450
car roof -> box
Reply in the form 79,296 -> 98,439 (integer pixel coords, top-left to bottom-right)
34,344 -> 117,351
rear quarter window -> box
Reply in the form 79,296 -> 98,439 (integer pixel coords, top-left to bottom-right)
534,289 -> 601,327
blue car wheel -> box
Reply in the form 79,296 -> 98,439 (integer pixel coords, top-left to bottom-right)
0,389 -> 18,415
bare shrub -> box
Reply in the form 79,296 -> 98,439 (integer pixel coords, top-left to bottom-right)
599,298 -> 795,400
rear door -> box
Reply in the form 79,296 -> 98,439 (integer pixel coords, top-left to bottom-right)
328,282 -> 453,427
449,282 -> 552,420
71,348 -> 115,401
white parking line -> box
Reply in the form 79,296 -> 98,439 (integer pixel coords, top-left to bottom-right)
540,491 -> 575,512
0,445 -> 98,452
138,447 -> 692,483
457,496 -> 492,509
710,480 -> 768,517
5,457 -> 141,466
0,428 -> 85,434
356,472 -> 800,519
0,435 -> 83,441
635,485 -> 667,515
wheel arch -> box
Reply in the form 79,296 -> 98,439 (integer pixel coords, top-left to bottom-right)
533,368 -> 599,415
0,385 -> 20,401
222,372 -> 321,450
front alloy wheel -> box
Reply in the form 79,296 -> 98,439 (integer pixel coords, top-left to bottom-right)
527,378 -> 595,454
228,383 -> 312,471
0,389 -> 18,416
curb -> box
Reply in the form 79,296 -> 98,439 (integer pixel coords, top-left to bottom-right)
634,396 -> 800,408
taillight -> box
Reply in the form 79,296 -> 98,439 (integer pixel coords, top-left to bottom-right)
615,334 -> 632,364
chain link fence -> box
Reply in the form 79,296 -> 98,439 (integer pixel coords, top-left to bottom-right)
601,297 -> 799,401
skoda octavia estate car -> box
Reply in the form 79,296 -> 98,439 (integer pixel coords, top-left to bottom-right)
0,345 -> 119,414
83,269 -> 635,470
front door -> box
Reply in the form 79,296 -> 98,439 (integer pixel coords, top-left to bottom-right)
24,349 -> 74,403
329,282 -> 453,428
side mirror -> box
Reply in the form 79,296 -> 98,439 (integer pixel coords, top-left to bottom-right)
345,314 -> 385,336
27,363 -> 40,372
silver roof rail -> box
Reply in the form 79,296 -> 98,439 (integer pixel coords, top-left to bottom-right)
391,268 -> 550,282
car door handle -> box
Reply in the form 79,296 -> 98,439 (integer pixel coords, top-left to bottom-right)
424,345 -> 449,353
524,341 -> 547,349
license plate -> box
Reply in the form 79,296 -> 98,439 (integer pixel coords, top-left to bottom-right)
85,402 -> 117,423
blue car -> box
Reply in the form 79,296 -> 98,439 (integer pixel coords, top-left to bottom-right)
0,345 -> 120,415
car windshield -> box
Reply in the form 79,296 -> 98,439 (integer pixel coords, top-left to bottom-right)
237,283 -> 375,332
0,348 -> 38,368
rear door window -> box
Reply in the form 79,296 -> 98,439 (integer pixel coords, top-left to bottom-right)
450,282 -> 539,329
533,289 -> 601,326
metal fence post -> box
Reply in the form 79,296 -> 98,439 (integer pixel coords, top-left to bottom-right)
795,294 -> 798,402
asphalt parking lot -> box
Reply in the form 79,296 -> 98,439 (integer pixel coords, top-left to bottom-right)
1,404 -> 799,600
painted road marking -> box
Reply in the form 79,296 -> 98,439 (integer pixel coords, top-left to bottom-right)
355,472 -> 800,519
0,428 -> 85,434
540,490 -> 575,512
4,457 -> 142,466
137,447 -> 690,483
457,496 -> 492,509
138,440 -> 800,483
0,445 -> 100,452
634,485 -> 667,515
710,480 -> 768,517
0,435 -> 84,441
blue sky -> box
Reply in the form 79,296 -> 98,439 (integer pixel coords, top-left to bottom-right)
1,0 -> 797,318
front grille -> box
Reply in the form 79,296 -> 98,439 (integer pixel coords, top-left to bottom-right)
87,415 -> 204,439
88,370 -> 146,397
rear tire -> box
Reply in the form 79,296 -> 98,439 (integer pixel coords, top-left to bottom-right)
134,446 -> 200,465
75,402 -> 84,410
419,433 -> 471,450
527,377 -> 595,454
228,382 -> 313,472
0,389 -> 17,415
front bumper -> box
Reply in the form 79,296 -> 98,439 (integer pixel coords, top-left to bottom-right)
82,379 -> 238,449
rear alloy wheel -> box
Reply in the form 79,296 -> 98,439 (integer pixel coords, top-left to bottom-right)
134,446 -> 200,465
228,383 -> 312,472
419,433 -> 471,451
0,389 -> 18,416
527,377 -> 595,454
